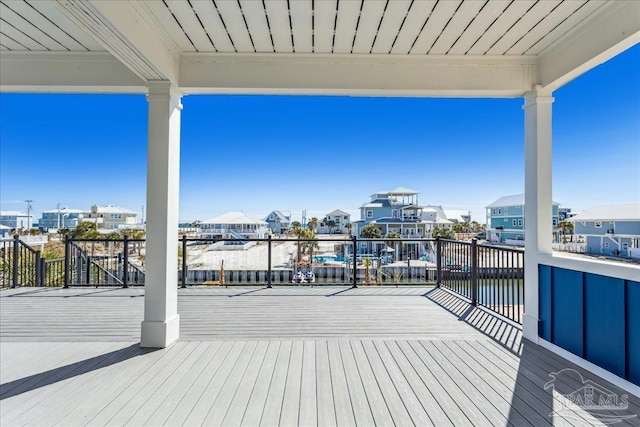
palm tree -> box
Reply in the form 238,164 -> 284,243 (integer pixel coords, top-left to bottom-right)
308,217 -> 318,234
363,258 -> 372,285
326,219 -> 336,235
432,226 -> 455,240
345,222 -> 352,235
558,220 -> 574,242
385,231 -> 401,262
360,224 -> 381,238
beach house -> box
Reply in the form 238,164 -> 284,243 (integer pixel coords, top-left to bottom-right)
0,211 -> 31,230
487,194 -> 559,245
318,209 -> 351,234
264,210 -> 291,235
570,203 -> 640,259
38,207 -> 85,231
199,211 -> 267,240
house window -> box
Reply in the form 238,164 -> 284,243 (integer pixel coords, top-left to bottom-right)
367,210 -> 373,218
497,209 -> 502,215
518,219 -> 522,226
552,219 -> 557,226
492,209 -> 496,215
512,219 -> 517,227
595,221 -> 602,228
392,210 -> 398,218
623,243 -> 628,250
604,242 -> 609,248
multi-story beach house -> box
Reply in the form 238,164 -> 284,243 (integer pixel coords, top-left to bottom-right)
0,211 -> 31,230
38,208 -> 85,231
84,204 -> 138,230
318,209 -> 351,234
486,194 -> 560,245
199,211 -> 267,239
569,203 -> 640,259
264,211 -> 291,235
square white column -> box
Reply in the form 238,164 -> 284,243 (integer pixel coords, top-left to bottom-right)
141,81 -> 182,348
523,85 -> 554,342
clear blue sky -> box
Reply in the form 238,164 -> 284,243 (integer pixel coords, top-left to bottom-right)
1,44 -> 638,225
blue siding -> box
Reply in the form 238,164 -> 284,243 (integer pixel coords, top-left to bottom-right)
540,265 -> 640,386
629,281 -> 640,385
538,265 -> 552,341
551,268 -> 584,357
584,274 -> 625,377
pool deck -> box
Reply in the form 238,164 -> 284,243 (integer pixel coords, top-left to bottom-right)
1,286 -> 638,426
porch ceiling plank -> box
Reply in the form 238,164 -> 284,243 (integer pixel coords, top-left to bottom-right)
466,0 -> 536,55
0,18 -> 46,51
162,1 -> 214,52
178,53 -> 536,97
54,0 -> 179,83
409,0 -> 462,55
214,0 -> 255,53
523,0 -> 607,56
238,0 -> 273,53
0,1 -> 67,51
189,0 -> 236,53
263,0 -> 293,53
312,0 -> 337,54
289,0 -> 313,53
351,0 -> 387,54
140,0 -> 198,52
537,0 -> 640,90
390,0 -> 436,54
369,0 -> 412,54
26,0 -> 105,51
506,0 -> 588,55
486,0 -> 561,55
446,0 -> 512,55
0,51 -> 147,93
429,0 -> 486,55
0,31 -> 26,51
331,0 -> 361,54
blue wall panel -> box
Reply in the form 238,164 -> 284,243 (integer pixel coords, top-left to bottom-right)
628,281 -> 640,385
538,265 -> 552,341
584,274 -> 625,378
551,267 -> 584,357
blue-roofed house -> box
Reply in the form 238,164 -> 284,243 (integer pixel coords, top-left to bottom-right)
264,210 -> 291,235
486,194 -> 560,245
38,207 -> 85,231
569,203 -> 640,259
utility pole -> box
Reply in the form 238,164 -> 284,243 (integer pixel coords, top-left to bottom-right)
57,203 -> 62,229
24,200 -> 33,230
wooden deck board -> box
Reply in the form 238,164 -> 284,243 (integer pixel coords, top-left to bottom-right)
1,286 -> 639,427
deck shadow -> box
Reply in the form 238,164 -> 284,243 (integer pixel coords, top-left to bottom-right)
0,343 -> 152,400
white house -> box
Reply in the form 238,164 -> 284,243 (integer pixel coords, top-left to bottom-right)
318,209 -> 351,234
199,211 -> 267,239
84,205 -> 138,230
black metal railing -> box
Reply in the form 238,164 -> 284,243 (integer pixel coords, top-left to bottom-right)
3,235 -> 525,323
437,239 -> 524,324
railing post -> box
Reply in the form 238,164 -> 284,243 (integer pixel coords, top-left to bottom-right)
35,250 -> 42,287
267,235 -> 272,288
12,235 -> 19,288
436,237 -> 442,287
86,255 -> 92,286
181,235 -> 187,288
352,235 -> 358,288
471,239 -> 478,306
123,235 -> 129,288
64,235 -> 70,288
40,260 -> 47,287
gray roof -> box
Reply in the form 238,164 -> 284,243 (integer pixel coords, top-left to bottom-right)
202,211 -> 267,225
265,211 -> 290,222
569,203 -> 640,222
0,211 -> 28,216
327,209 -> 350,217
486,194 -> 559,208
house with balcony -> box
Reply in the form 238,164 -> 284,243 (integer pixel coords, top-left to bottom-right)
0,211 -> 31,230
38,207 -> 85,231
486,194 -> 559,245
264,210 -> 290,235
199,211 -> 267,240
84,205 -> 138,230
318,209 -> 351,234
569,203 -> 640,259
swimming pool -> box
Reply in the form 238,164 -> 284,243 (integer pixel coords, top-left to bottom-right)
314,254 -> 345,264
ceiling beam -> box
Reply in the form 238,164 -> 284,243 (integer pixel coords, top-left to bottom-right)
0,52 -> 146,93
179,54 -> 537,98
537,1 -> 640,91
54,0 -> 179,84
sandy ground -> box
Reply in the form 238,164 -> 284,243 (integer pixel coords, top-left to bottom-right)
185,239 -> 341,270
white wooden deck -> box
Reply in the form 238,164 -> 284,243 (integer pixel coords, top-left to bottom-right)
1,286 -> 638,426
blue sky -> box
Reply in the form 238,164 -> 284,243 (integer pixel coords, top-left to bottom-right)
1,44 -> 638,225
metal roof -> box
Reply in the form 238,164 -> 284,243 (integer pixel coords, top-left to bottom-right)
486,194 -> 560,208
569,203 -> 640,222
202,211 -> 267,225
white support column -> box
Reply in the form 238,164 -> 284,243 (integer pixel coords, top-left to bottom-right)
141,81 -> 182,348
523,85 -> 554,342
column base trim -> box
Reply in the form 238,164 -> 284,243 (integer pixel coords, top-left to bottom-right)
522,313 -> 540,343
141,315 -> 180,348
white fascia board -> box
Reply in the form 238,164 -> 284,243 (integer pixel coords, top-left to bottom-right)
55,0 -> 180,83
0,52 -> 146,93
179,53 -> 537,97
539,253 -> 640,283
537,1 -> 640,91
